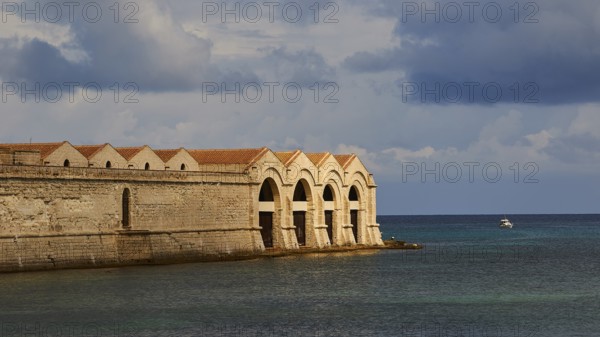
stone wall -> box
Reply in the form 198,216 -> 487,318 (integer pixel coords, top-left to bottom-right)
0,152 -> 382,272
0,165 -> 261,272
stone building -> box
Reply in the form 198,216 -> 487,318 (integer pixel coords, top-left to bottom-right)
154,148 -> 199,171
0,141 -> 88,167
0,142 -> 382,272
116,146 -> 166,170
75,143 -> 128,169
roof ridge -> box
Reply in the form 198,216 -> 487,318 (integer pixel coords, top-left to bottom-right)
287,150 -> 302,166
317,152 -> 332,167
115,145 -> 146,149
334,154 -> 357,169
115,145 -> 148,160
188,147 -> 266,152
247,147 -> 270,167
345,154 -> 357,169
74,144 -> 108,159
154,148 -> 184,162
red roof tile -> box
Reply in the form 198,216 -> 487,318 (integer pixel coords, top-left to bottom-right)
154,149 -> 181,162
333,154 -> 356,169
74,144 -> 107,159
274,150 -> 301,167
115,147 -> 146,160
188,147 -> 269,165
0,142 -> 368,173
305,152 -> 332,167
0,142 -> 66,159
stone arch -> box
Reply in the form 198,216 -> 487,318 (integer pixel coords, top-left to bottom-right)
321,162 -> 343,185
257,165 -> 286,186
348,185 -> 360,243
323,184 -> 339,245
106,161 -> 112,168
347,174 -> 368,245
322,182 -> 340,245
292,178 -> 314,246
258,176 -> 283,249
349,171 -> 369,191
297,168 -> 317,187
63,159 -> 70,167
323,167 -> 344,184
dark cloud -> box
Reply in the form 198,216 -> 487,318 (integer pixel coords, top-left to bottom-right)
6,38 -> 84,83
0,0 -> 258,92
0,0 -> 338,93
343,0 -> 600,104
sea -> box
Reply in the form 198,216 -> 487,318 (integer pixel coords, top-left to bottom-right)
0,214 -> 599,337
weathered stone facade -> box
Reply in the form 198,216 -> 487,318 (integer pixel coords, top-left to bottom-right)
0,142 -> 382,272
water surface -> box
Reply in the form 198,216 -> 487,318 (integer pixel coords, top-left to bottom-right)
0,214 -> 598,336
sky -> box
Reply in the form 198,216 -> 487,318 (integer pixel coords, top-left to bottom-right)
0,0 -> 599,215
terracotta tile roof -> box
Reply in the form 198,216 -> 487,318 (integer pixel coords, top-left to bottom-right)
0,142 -> 368,173
188,147 -> 269,165
305,152 -> 332,167
115,146 -> 146,160
0,142 -> 66,159
74,144 -> 106,159
274,150 -> 301,167
154,149 -> 181,162
334,154 -> 356,169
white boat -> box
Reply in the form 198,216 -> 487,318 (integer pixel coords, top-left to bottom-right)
499,218 -> 513,229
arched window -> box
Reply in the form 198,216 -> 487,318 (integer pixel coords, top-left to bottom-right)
63,159 -> 70,167
180,164 -> 186,171
258,180 -> 277,248
349,186 -> 359,201
144,163 -> 150,170
106,161 -> 112,168
349,186 -> 360,243
323,185 -> 334,201
259,181 -> 274,201
122,188 -> 131,228
293,182 -> 308,246
293,183 -> 307,201
323,185 -> 335,244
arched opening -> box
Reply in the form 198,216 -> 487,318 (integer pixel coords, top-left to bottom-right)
293,181 -> 308,246
63,159 -> 70,167
180,164 -> 186,171
144,163 -> 150,170
259,180 -> 276,248
349,186 -> 359,201
106,161 -> 112,168
349,186 -> 360,242
259,181 -> 274,201
323,185 -> 335,244
122,188 -> 131,228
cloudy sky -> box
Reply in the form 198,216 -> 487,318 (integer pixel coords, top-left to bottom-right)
1,0 -> 599,214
